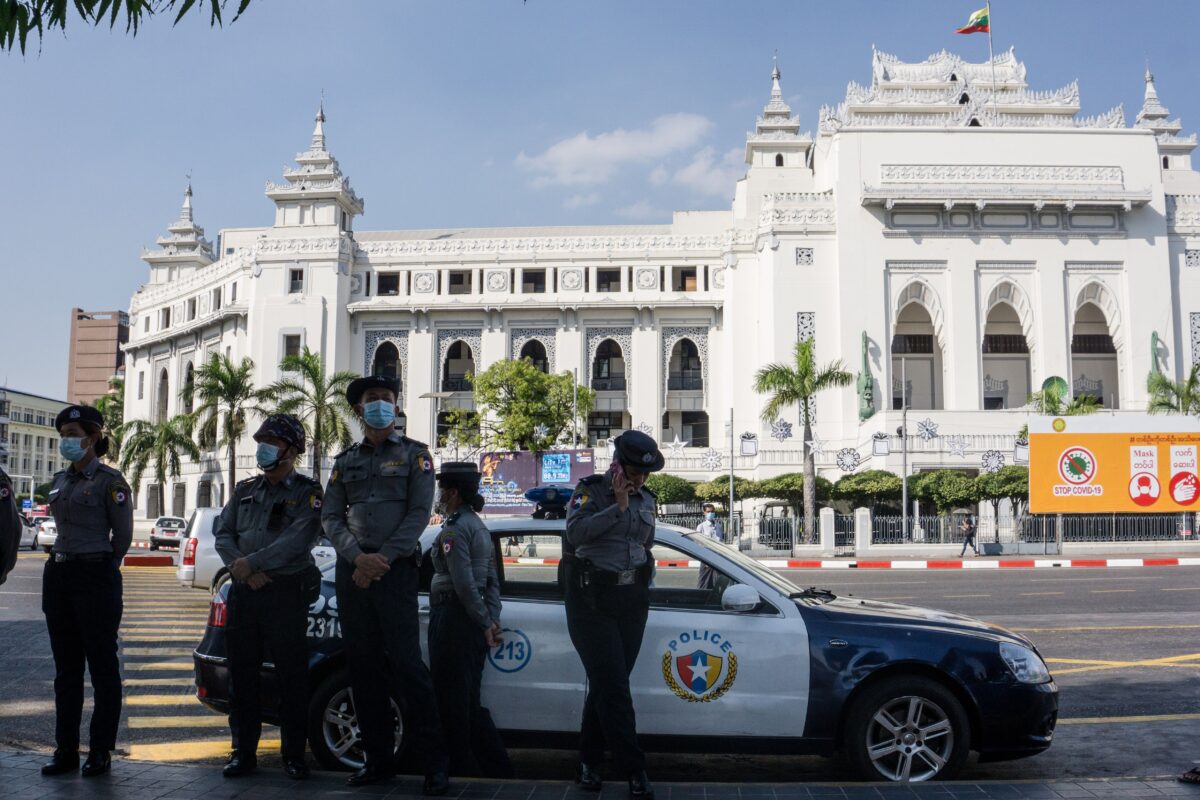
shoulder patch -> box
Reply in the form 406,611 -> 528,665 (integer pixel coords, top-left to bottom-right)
308,488 -> 323,510
110,484 -> 131,506
570,490 -> 590,510
417,451 -> 434,474
0,484 -> 9,501
329,468 -> 340,483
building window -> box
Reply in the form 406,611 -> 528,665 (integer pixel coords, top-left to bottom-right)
187,298 -> 197,321
673,267 -> 698,292
775,153 -> 784,167
212,288 -> 222,311
982,335 -> 1030,354
667,339 -> 703,390
160,308 -> 171,329
377,273 -> 401,296
591,339 -> 627,391
138,371 -> 145,400
143,316 -> 150,333
588,411 -> 625,445
519,340 -> 549,373
289,269 -> 304,294
182,363 -> 195,414
1071,334 -> 1116,354
442,341 -> 476,391
448,271 -> 472,295
156,368 -> 169,422
373,342 -> 401,382
283,334 -> 302,359
522,269 -> 546,293
681,411 -> 709,448
230,282 -> 238,302
597,268 -> 621,292
891,334 -> 934,355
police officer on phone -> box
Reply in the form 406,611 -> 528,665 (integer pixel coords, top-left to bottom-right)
41,405 -> 133,778
213,414 -> 323,780
428,462 -> 513,778
564,430 -> 663,800
322,375 -> 450,793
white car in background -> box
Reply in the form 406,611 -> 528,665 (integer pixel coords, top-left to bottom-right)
19,518 -> 37,550
149,516 -> 188,550
35,519 -> 58,553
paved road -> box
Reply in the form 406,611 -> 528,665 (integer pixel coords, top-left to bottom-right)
1,553 -> 1196,782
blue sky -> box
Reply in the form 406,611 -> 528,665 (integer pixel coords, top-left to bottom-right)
3,0 -> 1199,398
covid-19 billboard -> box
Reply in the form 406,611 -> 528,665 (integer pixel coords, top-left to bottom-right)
1028,414 -> 1200,513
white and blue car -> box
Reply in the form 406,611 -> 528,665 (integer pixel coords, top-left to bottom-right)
194,518 -> 1057,783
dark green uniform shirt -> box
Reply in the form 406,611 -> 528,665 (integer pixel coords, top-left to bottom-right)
213,471 -> 324,576
47,458 -> 133,558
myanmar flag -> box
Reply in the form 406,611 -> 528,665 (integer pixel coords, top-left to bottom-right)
956,6 -> 990,34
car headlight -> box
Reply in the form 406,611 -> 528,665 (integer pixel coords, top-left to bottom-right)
999,642 -> 1052,683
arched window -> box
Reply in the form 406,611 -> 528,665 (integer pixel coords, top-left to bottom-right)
967,117 -> 982,127
372,342 -> 400,380
774,153 -> 784,167
667,338 -> 703,390
442,341 -> 475,392
1071,301 -> 1119,407
891,303 -> 943,410
591,339 -> 626,391
519,339 -> 549,373
182,363 -> 195,414
1163,156 -> 1170,169
156,368 -> 169,422
981,302 -> 1030,410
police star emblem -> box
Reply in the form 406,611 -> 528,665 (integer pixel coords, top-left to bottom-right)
111,486 -> 129,505
309,493 -> 322,510
420,454 -> 434,474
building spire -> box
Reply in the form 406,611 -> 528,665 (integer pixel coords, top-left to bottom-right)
180,178 -> 193,223
312,98 -> 327,151
771,51 -> 782,97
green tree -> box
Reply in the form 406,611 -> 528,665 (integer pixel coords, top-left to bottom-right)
694,475 -> 760,507
832,469 -> 902,512
1019,385 -> 1102,439
758,472 -> 833,515
975,465 -> 1030,541
2,0 -> 253,54
262,346 -> 357,482
754,340 -> 853,547
644,473 -> 697,504
1147,364 -> 1200,415
34,481 -> 52,503
468,359 -> 595,451
930,471 -> 979,515
184,353 -> 266,493
120,415 -> 201,519
907,470 -> 942,513
92,377 -> 125,463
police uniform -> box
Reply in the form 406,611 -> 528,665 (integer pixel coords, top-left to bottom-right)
564,431 -> 663,796
428,463 -> 512,778
0,465 -> 20,585
322,375 -> 448,787
42,405 -> 132,776
213,415 -> 323,777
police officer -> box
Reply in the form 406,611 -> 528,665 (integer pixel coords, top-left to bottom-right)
0,462 -> 21,585
40,405 -> 132,778
564,430 -> 663,800
213,414 -> 323,780
322,375 -> 450,793
428,462 -> 513,779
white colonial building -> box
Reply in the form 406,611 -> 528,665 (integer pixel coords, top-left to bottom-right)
123,48 -> 1200,518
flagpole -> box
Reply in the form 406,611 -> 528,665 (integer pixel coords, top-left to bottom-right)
986,1 -> 997,118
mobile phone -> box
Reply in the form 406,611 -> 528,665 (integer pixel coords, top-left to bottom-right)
609,460 -> 625,482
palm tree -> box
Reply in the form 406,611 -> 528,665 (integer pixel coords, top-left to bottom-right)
184,354 -> 267,493
92,377 -> 125,463
120,415 -> 202,521
754,340 -> 853,544
1147,365 -> 1200,415
1018,386 -> 1102,440
262,346 -> 358,482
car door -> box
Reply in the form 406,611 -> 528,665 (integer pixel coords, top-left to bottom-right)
480,529 -> 586,732
631,537 -> 810,738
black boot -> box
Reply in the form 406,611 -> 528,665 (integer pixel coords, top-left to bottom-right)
222,751 -> 257,778
40,750 -> 79,776
81,751 -> 111,777
346,761 -> 394,787
283,758 -> 310,780
628,770 -> 654,800
423,770 -> 450,796
577,762 -> 603,791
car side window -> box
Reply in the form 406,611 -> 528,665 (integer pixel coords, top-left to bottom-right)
496,531 -> 563,602
649,541 -> 772,614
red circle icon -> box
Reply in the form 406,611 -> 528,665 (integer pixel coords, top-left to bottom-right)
1170,472 -> 1200,506
1128,473 -> 1160,507
1058,447 -> 1097,485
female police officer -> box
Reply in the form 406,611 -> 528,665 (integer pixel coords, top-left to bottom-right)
564,430 -> 663,799
41,405 -> 133,777
428,462 -> 513,779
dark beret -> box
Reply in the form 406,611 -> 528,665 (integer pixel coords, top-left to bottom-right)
253,414 -> 306,453
437,461 -> 481,481
55,405 -> 104,432
613,430 -> 665,473
346,375 -> 400,406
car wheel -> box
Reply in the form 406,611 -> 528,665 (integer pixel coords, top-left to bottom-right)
211,571 -> 231,596
150,542 -> 159,551
307,668 -> 404,772
42,546 -> 52,554
844,676 -> 970,782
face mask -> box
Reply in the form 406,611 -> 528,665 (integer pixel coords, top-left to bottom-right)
256,442 -> 282,470
59,437 -> 88,462
706,512 -> 716,521
362,400 -> 396,429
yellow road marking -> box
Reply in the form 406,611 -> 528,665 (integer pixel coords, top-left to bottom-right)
1018,624 -> 1200,632
1019,591 -> 1065,596
1090,589 -> 1136,593
1047,652 -> 1200,675
125,677 -> 195,687
126,694 -> 202,707
124,662 -> 194,671
123,636 -> 199,643
1162,587 -> 1200,591
125,647 -> 199,656
942,594 -> 992,598
128,715 -> 228,729
1059,713 -> 1200,725
128,738 -> 280,762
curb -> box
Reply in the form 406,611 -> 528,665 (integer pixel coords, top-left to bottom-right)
502,556 -> 1200,570
122,554 -> 174,567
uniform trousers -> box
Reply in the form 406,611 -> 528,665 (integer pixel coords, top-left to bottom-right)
336,556 -> 449,773
42,557 -> 123,753
563,562 -> 650,774
428,600 -> 514,778
226,574 -> 309,760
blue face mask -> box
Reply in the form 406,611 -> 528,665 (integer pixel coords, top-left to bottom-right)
59,437 -> 88,462
362,400 -> 396,430
706,512 -> 716,521
256,442 -> 283,470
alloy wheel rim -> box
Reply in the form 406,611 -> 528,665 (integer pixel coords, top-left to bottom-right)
322,686 -> 403,769
864,694 -> 954,782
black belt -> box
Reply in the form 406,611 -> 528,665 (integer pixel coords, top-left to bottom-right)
52,552 -> 111,563
430,587 -> 484,606
579,561 -> 652,587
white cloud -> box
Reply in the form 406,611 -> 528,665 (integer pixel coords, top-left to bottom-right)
614,200 -> 669,221
649,165 -> 669,186
516,113 -> 713,187
673,146 -> 745,197
564,192 -> 601,209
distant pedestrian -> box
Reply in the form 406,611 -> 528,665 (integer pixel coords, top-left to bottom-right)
696,503 -> 724,543
41,405 -> 132,778
0,464 -> 20,585
959,516 -> 978,557
213,415 -> 323,781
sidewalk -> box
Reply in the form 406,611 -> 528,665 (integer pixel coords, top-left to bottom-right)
1,751 -> 1195,799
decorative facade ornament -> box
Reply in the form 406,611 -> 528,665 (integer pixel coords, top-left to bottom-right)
635,268 -> 659,290
795,247 -> 814,266
835,448 -> 861,472
485,270 -> 509,292
1186,250 -> 1200,268
981,449 -> 1005,473
770,419 -> 793,442
355,230 -> 757,258
586,327 -> 633,387
635,422 -> 654,436
661,326 -> 709,402
509,327 -> 557,372
668,434 -> 689,456
559,268 -> 584,291
1191,313 -> 1200,365
711,266 -> 726,289
807,435 -> 827,456
532,424 -> 550,441
916,418 -> 939,441
945,435 -> 969,458
701,449 -> 723,471
363,328 -> 409,381
857,331 -> 875,421
413,271 -> 437,293
436,328 -> 483,375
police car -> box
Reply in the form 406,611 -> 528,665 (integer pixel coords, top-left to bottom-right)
192,518 -> 1056,783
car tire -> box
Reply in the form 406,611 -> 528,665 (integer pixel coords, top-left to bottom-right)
844,675 -> 970,782
150,542 -> 159,551
42,545 -> 52,554
307,668 -> 405,772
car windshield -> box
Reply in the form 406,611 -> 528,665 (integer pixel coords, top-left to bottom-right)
683,532 -> 809,598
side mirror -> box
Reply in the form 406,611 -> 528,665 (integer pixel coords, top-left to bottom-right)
721,583 -> 761,613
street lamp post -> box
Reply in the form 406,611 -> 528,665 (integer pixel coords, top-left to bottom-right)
419,391 -> 454,450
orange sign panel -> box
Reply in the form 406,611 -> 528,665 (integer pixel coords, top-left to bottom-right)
1029,415 -> 1200,513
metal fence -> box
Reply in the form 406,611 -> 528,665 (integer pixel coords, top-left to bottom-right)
657,512 -> 743,545
872,514 -> 972,545
834,514 -> 856,555
1019,513 -> 1195,543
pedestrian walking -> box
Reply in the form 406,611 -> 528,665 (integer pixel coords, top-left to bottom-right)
696,503 -> 723,543
213,414 -> 323,780
40,405 -> 132,777
322,375 -> 450,793
428,462 -> 513,778
959,515 -> 978,557
0,463 -> 21,585
564,430 -> 663,799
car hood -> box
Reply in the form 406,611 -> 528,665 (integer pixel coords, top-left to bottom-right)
810,595 -> 1035,648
